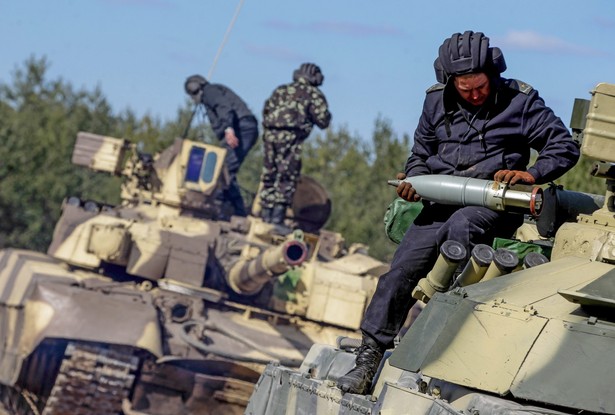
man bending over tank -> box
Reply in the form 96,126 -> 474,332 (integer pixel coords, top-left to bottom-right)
337,30 -> 580,395
184,75 -> 259,219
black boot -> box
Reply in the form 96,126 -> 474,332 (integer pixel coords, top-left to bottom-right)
270,204 -> 287,225
337,336 -> 384,395
260,207 -> 273,223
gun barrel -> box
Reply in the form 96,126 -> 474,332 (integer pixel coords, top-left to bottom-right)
227,237 -> 308,295
389,175 -> 543,216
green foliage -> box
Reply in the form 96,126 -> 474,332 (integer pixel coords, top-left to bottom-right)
0,57 -> 183,251
555,155 -> 605,195
300,117 -> 411,261
0,57 -> 121,250
237,140 -> 264,211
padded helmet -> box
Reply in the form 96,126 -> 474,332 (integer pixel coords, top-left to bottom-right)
434,31 -> 506,84
184,74 -> 208,103
293,63 -> 324,86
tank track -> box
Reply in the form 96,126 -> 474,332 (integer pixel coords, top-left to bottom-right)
41,342 -> 139,415
0,386 -> 41,415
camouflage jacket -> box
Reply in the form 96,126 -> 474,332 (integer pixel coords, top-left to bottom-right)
262,78 -> 331,137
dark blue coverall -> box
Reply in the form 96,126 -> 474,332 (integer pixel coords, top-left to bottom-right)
361,78 -> 580,348
201,83 -> 259,217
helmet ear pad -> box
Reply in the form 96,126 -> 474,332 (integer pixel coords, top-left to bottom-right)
434,57 -> 447,84
489,46 -> 507,74
434,31 -> 506,83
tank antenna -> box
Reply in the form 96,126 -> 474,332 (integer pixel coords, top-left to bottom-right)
207,0 -> 245,79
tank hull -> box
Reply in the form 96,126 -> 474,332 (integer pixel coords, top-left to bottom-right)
247,256 -> 615,414
0,246 -> 367,414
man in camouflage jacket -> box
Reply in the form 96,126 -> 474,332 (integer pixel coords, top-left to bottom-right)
259,63 -> 332,224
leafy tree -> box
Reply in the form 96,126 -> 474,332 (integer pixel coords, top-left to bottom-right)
303,125 -> 372,236
302,117 -> 411,261
555,155 -> 605,195
0,57 -> 144,250
365,118 -> 412,261
0,57 -> 224,250
236,140 -> 264,212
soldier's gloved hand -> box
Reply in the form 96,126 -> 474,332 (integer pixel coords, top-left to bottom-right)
494,170 -> 536,186
396,172 -> 421,202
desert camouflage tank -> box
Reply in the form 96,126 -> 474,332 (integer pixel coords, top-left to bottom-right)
245,83 -> 615,415
0,128 -> 387,414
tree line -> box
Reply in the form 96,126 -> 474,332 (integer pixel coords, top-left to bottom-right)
0,57 -> 604,262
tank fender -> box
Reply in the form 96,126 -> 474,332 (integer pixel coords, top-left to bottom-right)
21,282 -> 163,356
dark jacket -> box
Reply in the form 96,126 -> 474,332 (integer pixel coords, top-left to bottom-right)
262,78 -> 331,137
201,83 -> 256,139
405,78 -> 580,184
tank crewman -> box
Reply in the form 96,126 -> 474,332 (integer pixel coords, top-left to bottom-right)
337,31 -> 580,395
184,75 -> 259,218
259,63 -> 332,225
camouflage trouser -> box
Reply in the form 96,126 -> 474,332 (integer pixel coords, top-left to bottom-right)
259,128 -> 306,209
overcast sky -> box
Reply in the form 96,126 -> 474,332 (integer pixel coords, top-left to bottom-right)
2,0 -> 614,143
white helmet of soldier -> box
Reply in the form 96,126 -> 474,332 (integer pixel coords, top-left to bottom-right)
434,31 -> 506,84
293,63 -> 324,87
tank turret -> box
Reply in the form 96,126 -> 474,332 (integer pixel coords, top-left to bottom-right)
0,130 -> 387,414
245,83 -> 615,415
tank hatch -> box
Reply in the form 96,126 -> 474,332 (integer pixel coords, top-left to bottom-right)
559,268 -> 615,313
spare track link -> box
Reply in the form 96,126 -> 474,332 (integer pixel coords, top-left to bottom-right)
42,342 -> 139,415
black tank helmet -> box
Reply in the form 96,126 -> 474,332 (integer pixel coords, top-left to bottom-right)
434,31 -> 506,84
293,63 -> 324,87
184,74 -> 208,103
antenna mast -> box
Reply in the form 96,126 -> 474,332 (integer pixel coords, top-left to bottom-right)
207,0 -> 245,79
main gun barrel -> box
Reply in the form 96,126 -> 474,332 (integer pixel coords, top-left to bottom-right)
388,175 -> 543,216
227,234 -> 308,295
